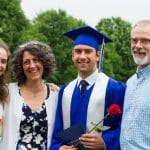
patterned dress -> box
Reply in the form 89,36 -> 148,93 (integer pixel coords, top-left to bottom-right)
16,85 -> 49,150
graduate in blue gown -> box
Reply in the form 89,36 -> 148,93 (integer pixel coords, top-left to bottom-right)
50,26 -> 126,150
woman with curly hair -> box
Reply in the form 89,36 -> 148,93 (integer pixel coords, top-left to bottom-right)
1,41 -> 58,150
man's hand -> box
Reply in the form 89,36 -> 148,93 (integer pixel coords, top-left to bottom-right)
79,133 -> 105,150
59,145 -> 77,150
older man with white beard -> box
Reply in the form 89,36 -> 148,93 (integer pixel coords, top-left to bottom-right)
120,20 -> 150,150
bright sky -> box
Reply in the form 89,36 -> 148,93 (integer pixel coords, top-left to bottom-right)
21,0 -> 150,27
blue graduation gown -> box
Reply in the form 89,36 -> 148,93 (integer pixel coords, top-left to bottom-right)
50,76 -> 126,150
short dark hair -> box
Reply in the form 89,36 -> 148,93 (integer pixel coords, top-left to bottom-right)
12,41 -> 56,85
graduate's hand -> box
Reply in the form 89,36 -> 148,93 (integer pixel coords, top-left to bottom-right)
59,145 -> 77,150
79,133 -> 105,150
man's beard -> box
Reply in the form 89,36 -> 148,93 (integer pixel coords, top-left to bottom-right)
132,52 -> 149,67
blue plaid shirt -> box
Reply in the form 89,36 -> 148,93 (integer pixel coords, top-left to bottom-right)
120,64 -> 150,150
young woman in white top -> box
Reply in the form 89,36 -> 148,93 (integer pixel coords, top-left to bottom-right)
0,42 -> 10,140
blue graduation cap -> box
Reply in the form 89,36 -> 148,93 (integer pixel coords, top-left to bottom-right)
64,26 -> 112,72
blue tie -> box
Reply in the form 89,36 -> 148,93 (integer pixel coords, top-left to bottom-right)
80,80 -> 89,94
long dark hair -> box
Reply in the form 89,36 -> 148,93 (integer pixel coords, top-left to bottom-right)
0,41 -> 10,102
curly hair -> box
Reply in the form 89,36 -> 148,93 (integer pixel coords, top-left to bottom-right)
12,41 -> 56,85
0,41 -> 10,102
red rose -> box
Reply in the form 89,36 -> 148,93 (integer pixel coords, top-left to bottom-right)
108,104 -> 122,116
87,104 -> 122,135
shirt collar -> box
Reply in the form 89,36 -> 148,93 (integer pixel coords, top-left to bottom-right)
77,69 -> 99,86
136,64 -> 150,79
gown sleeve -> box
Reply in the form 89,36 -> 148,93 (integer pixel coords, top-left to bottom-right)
102,78 -> 126,150
49,84 -> 68,150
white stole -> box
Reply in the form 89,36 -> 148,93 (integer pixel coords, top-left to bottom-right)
62,73 -> 109,132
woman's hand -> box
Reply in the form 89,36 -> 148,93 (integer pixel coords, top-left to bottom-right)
48,83 -> 60,91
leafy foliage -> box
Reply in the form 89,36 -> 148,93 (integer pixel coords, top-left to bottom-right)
0,0 -> 136,84
96,17 -> 136,81
0,0 -> 29,53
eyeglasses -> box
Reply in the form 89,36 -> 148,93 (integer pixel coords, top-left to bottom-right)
131,38 -> 150,46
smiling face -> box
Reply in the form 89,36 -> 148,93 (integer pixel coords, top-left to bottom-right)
0,47 -> 8,76
22,51 -> 44,82
131,22 -> 150,68
72,44 -> 100,78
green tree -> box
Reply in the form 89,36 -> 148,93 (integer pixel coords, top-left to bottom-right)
19,23 -> 48,44
96,17 -> 136,81
101,44 -> 123,79
0,0 -> 29,53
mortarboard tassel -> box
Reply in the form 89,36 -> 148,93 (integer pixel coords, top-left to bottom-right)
98,39 -> 105,72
